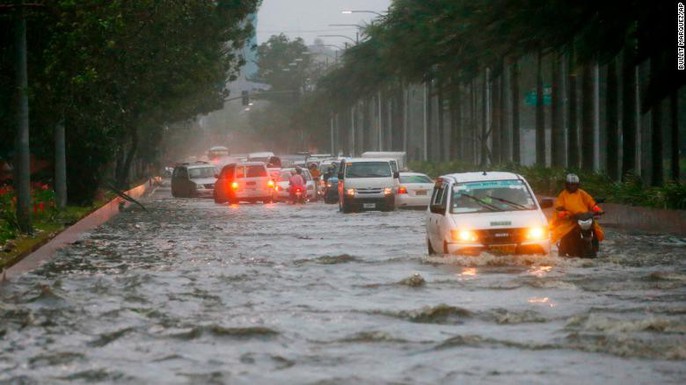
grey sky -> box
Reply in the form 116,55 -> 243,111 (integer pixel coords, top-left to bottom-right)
256,0 -> 391,49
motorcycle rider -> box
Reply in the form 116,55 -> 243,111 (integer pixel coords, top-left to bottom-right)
288,167 -> 306,201
308,163 -> 321,200
323,164 -> 337,182
551,173 -> 605,251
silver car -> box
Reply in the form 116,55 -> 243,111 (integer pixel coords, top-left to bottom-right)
171,162 -> 217,198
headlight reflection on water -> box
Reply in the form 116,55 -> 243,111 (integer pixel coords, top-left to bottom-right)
527,297 -> 556,307
528,265 -> 553,277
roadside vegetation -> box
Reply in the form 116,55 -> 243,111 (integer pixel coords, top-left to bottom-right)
293,1 -> 685,191
0,183 -> 116,270
410,161 -> 686,210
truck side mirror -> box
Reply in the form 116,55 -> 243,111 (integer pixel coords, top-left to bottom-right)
393,171 -> 400,179
430,204 -> 445,215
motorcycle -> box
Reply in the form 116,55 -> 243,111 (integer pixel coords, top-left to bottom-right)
290,185 -> 306,204
557,211 -> 603,258
323,177 -> 339,204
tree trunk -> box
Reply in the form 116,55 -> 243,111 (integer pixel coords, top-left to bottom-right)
491,74 -> 502,164
621,47 -> 638,179
437,83 -> 445,161
511,60 -> 520,164
606,58 -> 619,180
450,85 -> 461,160
481,71 -> 489,167
581,64 -> 595,171
567,50 -> 579,169
536,50 -> 546,167
500,68 -> 508,163
551,53 -> 564,167
650,55 -> 664,186
14,4 -> 32,234
427,81 -> 434,161
117,127 -> 139,190
671,91 -> 680,181
55,119 -> 67,208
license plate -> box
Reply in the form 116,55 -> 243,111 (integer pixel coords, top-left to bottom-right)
363,203 -> 376,209
246,181 -> 256,186
415,190 -> 427,196
488,245 -> 516,254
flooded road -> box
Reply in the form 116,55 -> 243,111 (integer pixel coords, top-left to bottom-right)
1,186 -> 685,384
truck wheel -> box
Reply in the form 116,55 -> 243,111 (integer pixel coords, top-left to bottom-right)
427,238 -> 436,255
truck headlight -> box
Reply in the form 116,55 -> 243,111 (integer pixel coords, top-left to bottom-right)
525,227 -> 548,240
451,229 -> 478,243
346,188 -> 355,196
384,187 -> 393,195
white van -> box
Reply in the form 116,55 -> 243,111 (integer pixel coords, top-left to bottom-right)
247,151 -> 275,163
361,151 -> 407,171
337,158 -> 398,213
426,171 -> 552,255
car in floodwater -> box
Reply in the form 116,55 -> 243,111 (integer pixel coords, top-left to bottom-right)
273,168 -> 315,202
396,172 -> 434,209
337,158 -> 397,213
426,171 -> 552,256
171,162 -> 217,198
213,162 -> 274,204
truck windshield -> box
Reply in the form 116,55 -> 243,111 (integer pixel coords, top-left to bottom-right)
450,180 -> 535,214
345,162 -> 392,178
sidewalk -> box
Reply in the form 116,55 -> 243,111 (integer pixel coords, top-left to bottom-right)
542,200 -> 686,236
599,203 -> 686,236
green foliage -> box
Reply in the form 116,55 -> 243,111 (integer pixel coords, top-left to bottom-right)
409,161 -> 686,210
1,0 -> 260,203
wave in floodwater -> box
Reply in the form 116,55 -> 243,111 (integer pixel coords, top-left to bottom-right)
2,194 -> 686,384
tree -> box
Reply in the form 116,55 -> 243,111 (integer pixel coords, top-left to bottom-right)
3,0 -> 260,203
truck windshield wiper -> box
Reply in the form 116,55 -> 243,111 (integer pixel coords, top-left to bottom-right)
487,196 -> 529,210
459,193 -> 502,212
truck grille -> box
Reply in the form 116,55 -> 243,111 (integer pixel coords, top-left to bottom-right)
476,228 -> 526,245
356,187 -> 383,195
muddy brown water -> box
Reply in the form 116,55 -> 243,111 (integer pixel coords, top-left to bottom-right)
1,187 -> 685,384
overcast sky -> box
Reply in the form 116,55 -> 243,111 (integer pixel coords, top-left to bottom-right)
256,0 -> 391,49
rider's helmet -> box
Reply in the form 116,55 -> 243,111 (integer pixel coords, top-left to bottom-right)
295,166 -> 302,174
565,173 -> 580,193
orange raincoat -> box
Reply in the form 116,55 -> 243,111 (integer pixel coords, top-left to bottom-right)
550,188 -> 604,243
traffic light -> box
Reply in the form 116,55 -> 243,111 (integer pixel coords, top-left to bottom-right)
241,90 -> 249,106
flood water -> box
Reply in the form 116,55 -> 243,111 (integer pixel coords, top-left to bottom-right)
1,186 -> 685,384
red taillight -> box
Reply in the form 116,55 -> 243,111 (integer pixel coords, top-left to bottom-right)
398,186 -> 408,194
231,181 -> 239,190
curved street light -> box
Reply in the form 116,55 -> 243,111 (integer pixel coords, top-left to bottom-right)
317,34 -> 357,44
341,10 -> 385,17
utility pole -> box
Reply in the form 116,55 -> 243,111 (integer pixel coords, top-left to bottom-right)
14,1 -> 32,234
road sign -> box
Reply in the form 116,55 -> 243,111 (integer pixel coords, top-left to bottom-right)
524,84 -> 552,106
